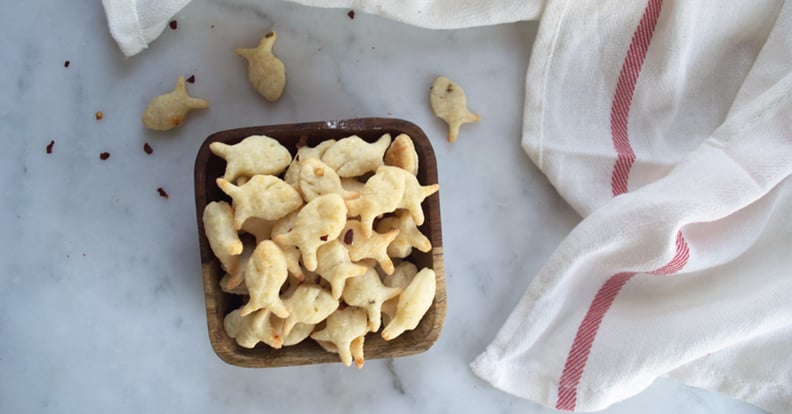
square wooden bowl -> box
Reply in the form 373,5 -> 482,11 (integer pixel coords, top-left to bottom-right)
194,118 -> 445,367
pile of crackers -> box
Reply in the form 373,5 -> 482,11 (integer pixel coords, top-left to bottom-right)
203,133 -> 438,367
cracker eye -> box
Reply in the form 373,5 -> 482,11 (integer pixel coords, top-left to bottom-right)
343,229 -> 354,245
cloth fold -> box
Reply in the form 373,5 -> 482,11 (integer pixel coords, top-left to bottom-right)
103,0 -> 792,412
102,0 -> 191,56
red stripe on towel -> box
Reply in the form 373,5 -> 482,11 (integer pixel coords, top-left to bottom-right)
556,0 -> 667,410
556,232 -> 688,411
609,0 -> 663,197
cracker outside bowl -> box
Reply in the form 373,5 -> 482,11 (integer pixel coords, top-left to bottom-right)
194,118 -> 445,367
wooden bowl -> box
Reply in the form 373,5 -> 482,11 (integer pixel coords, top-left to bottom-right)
194,118 -> 445,367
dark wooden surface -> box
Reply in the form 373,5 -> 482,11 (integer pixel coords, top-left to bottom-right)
194,118 -> 445,367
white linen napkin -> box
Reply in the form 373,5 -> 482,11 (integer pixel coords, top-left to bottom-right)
102,0 -> 792,412
471,2 -> 792,413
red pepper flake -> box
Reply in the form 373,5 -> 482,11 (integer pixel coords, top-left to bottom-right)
343,229 -> 353,245
99,152 -> 110,160
143,142 -> 153,155
319,234 -> 328,241
157,187 -> 169,199
169,20 -> 178,30
186,75 -> 195,83
46,140 -> 54,154
95,111 -> 103,120
347,10 -> 355,19
64,60 -> 70,68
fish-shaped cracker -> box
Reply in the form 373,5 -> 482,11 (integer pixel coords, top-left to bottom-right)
239,240 -> 289,318
209,135 -> 291,181
375,210 -> 432,258
321,134 -> 391,177
224,308 -> 283,349
142,76 -> 209,131
202,201 -> 243,273
345,166 -> 406,237
341,220 -> 399,274
342,267 -> 402,332
311,307 -> 369,367
281,284 -> 337,336
384,134 -> 419,175
299,158 -> 360,202
283,139 -> 337,190
381,268 -> 436,341
217,175 -> 303,229
430,76 -> 480,143
236,32 -> 286,102
314,240 -> 368,299
272,193 -> 347,272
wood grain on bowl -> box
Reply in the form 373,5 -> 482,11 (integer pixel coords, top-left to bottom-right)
194,118 -> 445,367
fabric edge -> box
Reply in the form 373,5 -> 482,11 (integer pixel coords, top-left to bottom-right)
101,0 -> 148,57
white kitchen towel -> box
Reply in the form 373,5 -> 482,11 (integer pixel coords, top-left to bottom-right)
471,1 -> 792,412
101,0 -> 542,56
102,0 -> 191,56
102,0 -> 792,412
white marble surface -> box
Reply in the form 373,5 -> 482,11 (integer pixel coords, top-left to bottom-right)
0,1 -> 768,413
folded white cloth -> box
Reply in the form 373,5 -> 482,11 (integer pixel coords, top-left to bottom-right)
102,0 -> 191,56
471,1 -> 792,412
103,0 -> 792,412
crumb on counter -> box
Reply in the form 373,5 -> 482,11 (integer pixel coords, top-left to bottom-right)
46,140 -> 54,154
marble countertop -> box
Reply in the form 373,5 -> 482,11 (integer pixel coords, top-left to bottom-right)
0,1 -> 767,413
